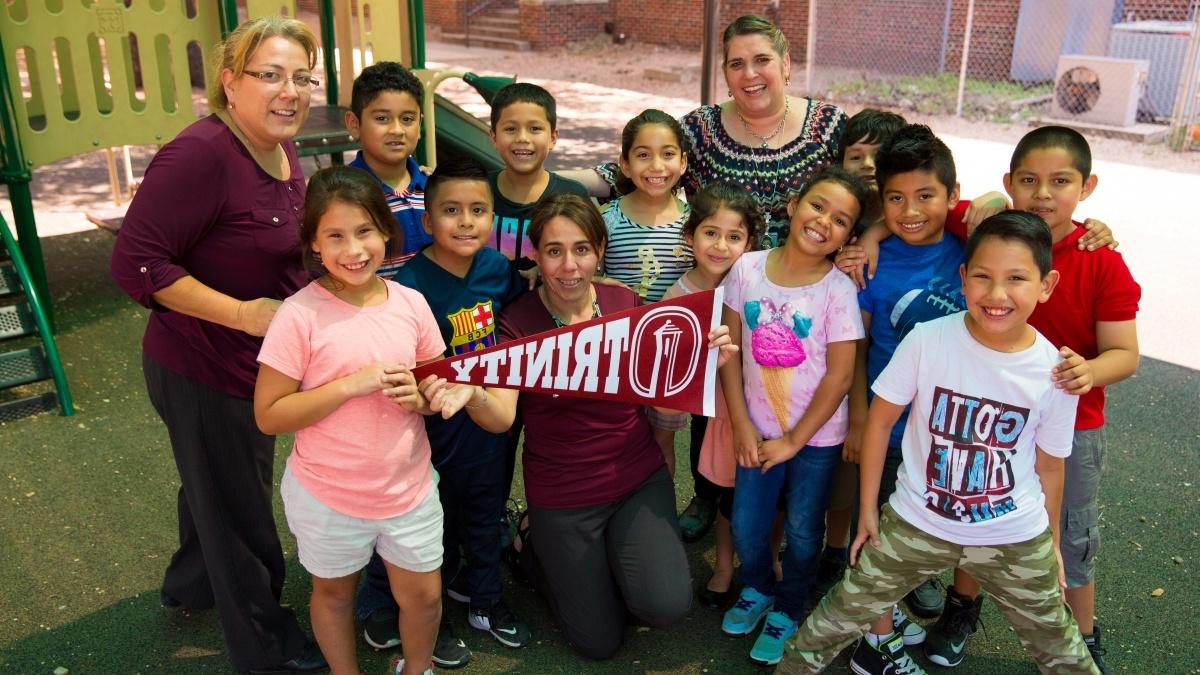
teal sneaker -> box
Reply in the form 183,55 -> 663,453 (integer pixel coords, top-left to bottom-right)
722,587 -> 774,636
749,610 -> 798,665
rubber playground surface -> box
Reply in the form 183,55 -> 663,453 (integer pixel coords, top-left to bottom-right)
1,228 -> 1197,675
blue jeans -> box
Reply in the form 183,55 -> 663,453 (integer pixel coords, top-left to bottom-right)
732,443 -> 842,620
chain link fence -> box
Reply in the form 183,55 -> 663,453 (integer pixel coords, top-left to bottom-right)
799,0 -> 1199,150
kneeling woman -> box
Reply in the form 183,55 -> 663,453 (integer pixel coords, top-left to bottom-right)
435,194 -> 733,659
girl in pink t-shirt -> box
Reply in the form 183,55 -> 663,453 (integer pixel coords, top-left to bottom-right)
717,167 -> 869,666
658,181 -> 762,609
255,167 -> 473,675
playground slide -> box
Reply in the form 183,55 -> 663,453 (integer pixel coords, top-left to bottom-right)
433,94 -> 504,173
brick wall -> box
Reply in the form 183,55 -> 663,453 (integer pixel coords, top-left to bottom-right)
944,0 -> 1021,80
812,0 -> 951,75
427,0 -> 470,34
610,0 -> 810,60
518,0 -> 611,49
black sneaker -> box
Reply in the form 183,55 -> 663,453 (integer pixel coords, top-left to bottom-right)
363,608 -> 401,650
1083,624 -> 1111,675
904,577 -> 945,619
849,632 -> 927,675
806,553 -> 847,606
924,585 -> 983,668
468,599 -> 531,648
432,620 -> 471,669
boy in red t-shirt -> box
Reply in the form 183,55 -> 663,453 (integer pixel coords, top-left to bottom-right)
943,126 -> 1140,675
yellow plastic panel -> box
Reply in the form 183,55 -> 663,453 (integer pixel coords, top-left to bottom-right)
0,0 -> 222,168
245,0 -> 298,19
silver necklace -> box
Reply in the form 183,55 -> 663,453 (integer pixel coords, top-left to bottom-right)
737,98 -> 790,149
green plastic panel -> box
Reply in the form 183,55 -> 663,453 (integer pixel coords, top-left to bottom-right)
0,0 -> 223,169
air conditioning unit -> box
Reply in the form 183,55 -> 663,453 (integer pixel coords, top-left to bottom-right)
1050,55 -> 1148,127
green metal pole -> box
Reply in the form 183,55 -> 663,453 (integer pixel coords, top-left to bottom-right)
0,215 -> 73,415
0,31 -> 54,329
319,0 -> 338,107
410,0 -> 426,69
218,0 -> 240,34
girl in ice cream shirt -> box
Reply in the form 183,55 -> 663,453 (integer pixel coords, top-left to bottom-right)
717,166 -> 868,666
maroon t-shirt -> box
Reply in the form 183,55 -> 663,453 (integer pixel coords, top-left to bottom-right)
498,284 -> 664,509
110,114 -> 307,398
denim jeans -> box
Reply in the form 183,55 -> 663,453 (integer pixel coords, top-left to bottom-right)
732,443 -> 843,620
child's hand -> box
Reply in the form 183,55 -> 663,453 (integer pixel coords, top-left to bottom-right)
842,422 -> 864,464
382,365 -> 425,411
1052,346 -> 1094,396
1079,218 -> 1118,251
850,508 -> 881,567
707,325 -> 740,369
964,191 -> 1010,232
835,239 -> 871,290
732,420 -> 762,468
343,362 -> 395,398
519,266 -> 540,290
419,376 -> 476,419
758,437 -> 799,472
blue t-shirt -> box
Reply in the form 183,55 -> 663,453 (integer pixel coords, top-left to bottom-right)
859,234 -> 967,447
348,152 -> 431,277
392,248 -> 525,468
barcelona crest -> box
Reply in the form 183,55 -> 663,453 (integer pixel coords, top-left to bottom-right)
447,301 -> 498,355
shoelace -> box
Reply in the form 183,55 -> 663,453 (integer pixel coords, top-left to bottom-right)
889,648 -> 924,675
940,599 -> 984,638
733,595 -> 759,611
762,618 -> 789,640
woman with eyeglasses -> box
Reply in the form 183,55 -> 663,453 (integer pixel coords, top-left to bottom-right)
111,17 -> 326,674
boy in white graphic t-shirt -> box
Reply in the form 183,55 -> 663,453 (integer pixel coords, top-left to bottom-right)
776,211 -> 1099,675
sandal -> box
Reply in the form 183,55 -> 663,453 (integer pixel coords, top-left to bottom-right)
678,496 -> 716,543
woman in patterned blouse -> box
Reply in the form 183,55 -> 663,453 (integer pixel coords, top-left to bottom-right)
570,15 -> 847,249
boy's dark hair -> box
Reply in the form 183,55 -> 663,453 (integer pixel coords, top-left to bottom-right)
792,165 -> 872,231
838,108 -> 907,162
425,156 -> 492,208
875,124 -> 956,196
350,61 -> 423,118
1009,125 -> 1092,180
489,82 -> 557,131
683,180 -> 765,251
616,109 -> 690,195
965,210 -> 1053,278
301,166 -> 399,279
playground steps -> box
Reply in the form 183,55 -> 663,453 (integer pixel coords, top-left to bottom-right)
444,7 -> 530,51
0,241 -> 72,422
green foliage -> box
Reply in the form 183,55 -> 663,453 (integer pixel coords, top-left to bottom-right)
829,73 -> 1052,122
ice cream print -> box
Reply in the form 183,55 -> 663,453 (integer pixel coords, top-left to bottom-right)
746,297 -> 813,434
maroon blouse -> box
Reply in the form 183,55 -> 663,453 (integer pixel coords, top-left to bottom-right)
110,114 -> 307,398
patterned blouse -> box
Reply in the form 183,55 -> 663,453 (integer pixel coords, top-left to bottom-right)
598,98 -> 847,249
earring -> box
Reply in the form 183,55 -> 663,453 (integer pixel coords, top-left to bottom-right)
727,89 -> 732,97
786,77 -> 791,85
228,102 -> 236,110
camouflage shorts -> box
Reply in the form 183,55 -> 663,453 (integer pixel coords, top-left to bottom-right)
776,504 -> 1097,674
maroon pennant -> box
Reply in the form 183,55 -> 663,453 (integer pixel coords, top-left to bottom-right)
413,289 -> 724,416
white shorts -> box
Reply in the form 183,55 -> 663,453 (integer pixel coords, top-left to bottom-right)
281,465 -> 444,579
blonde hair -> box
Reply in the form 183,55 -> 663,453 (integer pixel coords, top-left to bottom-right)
722,15 -> 789,61
208,16 -> 318,110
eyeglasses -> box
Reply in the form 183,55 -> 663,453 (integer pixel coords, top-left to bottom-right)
242,69 -> 319,91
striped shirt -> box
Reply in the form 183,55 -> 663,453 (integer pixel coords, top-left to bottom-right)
601,197 -> 693,303
348,152 -> 431,278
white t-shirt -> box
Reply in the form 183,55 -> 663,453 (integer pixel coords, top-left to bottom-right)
872,313 -> 1078,546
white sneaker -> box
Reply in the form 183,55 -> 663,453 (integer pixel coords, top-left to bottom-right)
893,605 -> 927,646
390,657 -> 434,675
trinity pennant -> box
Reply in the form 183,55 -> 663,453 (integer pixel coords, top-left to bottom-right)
413,289 -> 724,416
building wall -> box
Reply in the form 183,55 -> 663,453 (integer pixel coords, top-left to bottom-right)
519,0 -> 611,49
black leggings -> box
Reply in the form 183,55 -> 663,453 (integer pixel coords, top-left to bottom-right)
688,414 -> 723,503
520,467 -> 691,660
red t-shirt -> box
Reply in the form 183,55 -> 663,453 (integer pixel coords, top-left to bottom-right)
497,284 -> 664,509
947,211 -> 1141,428
1029,225 -> 1140,429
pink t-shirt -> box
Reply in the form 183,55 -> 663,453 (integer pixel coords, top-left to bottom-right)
721,250 -> 864,446
664,274 -> 734,487
258,279 -> 445,519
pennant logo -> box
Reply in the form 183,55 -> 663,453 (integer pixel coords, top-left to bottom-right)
413,289 -> 724,416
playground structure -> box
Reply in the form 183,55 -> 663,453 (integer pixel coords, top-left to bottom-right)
0,0 -> 509,420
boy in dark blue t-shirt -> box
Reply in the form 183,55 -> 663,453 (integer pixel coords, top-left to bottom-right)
356,160 -> 529,667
